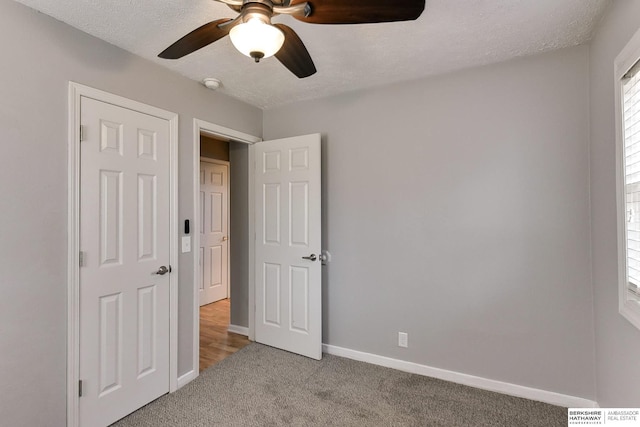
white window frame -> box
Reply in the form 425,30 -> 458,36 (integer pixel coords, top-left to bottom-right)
615,27 -> 640,331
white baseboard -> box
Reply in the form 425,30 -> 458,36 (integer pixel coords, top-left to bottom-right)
176,369 -> 198,390
228,324 -> 249,336
322,344 -> 597,408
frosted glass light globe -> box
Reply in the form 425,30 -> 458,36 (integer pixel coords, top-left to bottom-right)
230,19 -> 285,61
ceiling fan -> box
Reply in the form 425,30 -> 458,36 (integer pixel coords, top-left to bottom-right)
158,0 -> 425,79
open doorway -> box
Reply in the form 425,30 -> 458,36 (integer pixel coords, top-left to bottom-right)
191,119 -> 260,378
199,137 -> 230,306
198,133 -> 250,371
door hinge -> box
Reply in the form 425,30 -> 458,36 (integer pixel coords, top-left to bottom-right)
79,125 -> 85,142
78,380 -> 83,397
79,251 -> 85,267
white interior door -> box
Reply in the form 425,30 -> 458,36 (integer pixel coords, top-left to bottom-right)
79,97 -> 171,427
199,161 -> 229,306
254,134 -> 322,360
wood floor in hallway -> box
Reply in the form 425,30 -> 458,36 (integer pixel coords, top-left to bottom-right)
200,299 -> 250,372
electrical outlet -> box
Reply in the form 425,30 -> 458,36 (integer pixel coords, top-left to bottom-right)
398,332 -> 408,348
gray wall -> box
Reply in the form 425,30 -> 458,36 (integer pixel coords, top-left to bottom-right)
264,45 -> 596,399
0,1 -> 261,426
589,0 -> 640,407
7,0 -> 639,421
229,142 -> 250,327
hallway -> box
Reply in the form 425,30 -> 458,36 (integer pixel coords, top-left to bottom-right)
199,299 -> 250,372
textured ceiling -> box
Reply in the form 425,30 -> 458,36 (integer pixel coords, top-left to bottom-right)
14,0 -> 610,109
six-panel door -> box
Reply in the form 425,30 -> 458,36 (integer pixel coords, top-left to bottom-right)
254,134 -> 322,360
199,161 -> 229,306
79,97 -> 170,427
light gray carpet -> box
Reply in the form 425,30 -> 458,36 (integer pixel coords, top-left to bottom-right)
112,343 -> 566,426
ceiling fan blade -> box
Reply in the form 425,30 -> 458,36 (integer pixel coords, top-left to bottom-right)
158,18 -> 233,59
290,0 -> 425,24
273,24 -> 317,79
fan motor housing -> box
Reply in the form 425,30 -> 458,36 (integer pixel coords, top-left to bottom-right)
241,3 -> 274,24
242,0 -> 275,10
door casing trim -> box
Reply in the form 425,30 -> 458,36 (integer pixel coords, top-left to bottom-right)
186,119 -> 260,388
67,82 -> 179,427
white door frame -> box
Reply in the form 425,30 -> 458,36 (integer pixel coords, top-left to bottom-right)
191,119 -> 260,382
67,82 -> 179,427
199,157 -> 231,303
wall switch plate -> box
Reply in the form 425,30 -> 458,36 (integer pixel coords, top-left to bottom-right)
398,332 -> 408,348
181,236 -> 191,253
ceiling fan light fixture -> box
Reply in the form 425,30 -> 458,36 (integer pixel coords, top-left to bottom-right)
229,18 -> 285,62
159,0 -> 426,78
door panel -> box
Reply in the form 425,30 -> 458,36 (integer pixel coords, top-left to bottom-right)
100,170 -> 122,265
290,266 -> 309,333
137,174 -> 156,261
210,246 -> 223,285
290,182 -> 309,246
79,97 -> 170,427
211,192 -> 223,232
137,285 -> 157,377
264,263 -> 281,326
255,134 -> 322,360
264,183 -> 281,244
199,161 -> 229,305
98,293 -> 122,396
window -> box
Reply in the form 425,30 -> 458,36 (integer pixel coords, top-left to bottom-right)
616,27 -> 640,330
624,64 -> 640,295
